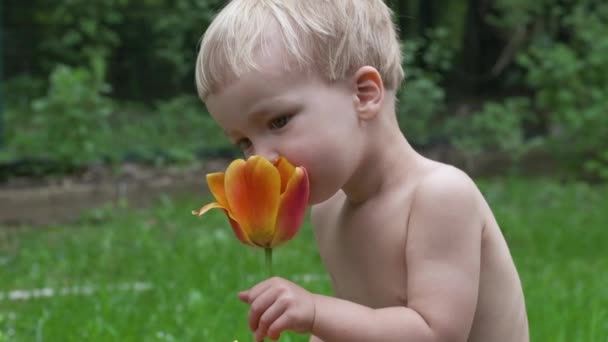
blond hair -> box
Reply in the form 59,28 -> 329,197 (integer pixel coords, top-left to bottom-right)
195,0 -> 404,100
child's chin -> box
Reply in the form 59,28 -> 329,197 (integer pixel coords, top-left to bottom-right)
308,188 -> 339,205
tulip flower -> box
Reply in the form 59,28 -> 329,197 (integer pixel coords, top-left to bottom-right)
192,156 -> 308,342
192,155 -> 309,251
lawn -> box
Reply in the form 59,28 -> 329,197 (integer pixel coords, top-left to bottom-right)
0,178 -> 606,341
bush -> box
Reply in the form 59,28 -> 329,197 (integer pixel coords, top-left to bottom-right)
397,28 -> 454,145
114,95 -> 234,165
5,57 -> 114,167
517,2 -> 608,180
447,97 -> 539,171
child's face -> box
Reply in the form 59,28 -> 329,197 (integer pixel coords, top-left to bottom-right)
205,57 -> 366,204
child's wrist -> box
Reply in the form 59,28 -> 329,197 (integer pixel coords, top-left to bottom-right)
309,294 -> 319,334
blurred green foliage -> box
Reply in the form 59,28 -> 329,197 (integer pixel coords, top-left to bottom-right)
2,0 -> 607,180
1,72 -> 231,173
448,97 -> 537,161
518,2 -> 608,179
27,58 -> 112,167
396,27 -> 453,145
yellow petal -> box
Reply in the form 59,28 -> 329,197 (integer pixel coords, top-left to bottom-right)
274,156 -> 296,194
226,213 -> 254,246
224,156 -> 281,247
192,202 -> 225,217
191,202 -> 253,246
206,172 -> 229,208
272,166 -> 309,247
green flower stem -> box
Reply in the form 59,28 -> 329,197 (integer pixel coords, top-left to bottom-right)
263,248 -> 273,341
265,247 -> 273,278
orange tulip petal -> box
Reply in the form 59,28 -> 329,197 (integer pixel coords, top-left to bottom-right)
274,156 -> 296,193
272,167 -> 309,247
224,156 -> 281,247
192,202 -> 253,246
207,172 -> 228,208
226,215 -> 255,246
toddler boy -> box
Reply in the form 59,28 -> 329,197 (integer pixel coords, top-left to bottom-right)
195,1 -> 529,341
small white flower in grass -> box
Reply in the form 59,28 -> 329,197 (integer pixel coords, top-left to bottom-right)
133,282 -> 153,291
0,282 -> 153,301
9,290 -> 30,301
213,228 -> 230,241
155,331 -> 176,341
187,290 -> 203,306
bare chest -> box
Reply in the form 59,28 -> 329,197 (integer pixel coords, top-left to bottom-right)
314,197 -> 411,308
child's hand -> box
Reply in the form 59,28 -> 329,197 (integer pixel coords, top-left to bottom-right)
238,277 -> 316,341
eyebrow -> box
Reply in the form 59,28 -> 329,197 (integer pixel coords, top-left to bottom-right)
223,96 -> 297,138
246,96 -> 294,121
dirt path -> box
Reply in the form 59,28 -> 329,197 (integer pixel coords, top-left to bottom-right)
0,146 -> 559,227
0,159 -> 230,226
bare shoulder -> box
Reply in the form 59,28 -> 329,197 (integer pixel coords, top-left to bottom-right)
416,164 -> 478,198
408,164 -> 483,236
413,164 -> 481,214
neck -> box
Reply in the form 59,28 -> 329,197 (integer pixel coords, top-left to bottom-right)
341,114 -> 422,205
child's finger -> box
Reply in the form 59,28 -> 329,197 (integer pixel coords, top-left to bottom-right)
248,286 -> 278,331
266,313 -> 290,341
239,279 -> 272,304
255,299 -> 287,341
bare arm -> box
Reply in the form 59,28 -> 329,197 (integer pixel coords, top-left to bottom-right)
309,168 -> 482,342
310,295 -> 433,341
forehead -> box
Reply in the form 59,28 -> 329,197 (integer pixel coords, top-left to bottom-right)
204,58 -> 311,123
206,35 -> 292,107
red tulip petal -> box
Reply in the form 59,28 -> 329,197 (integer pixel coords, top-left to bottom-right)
224,156 -> 281,247
191,202 -> 253,246
206,172 -> 229,208
274,156 -> 296,193
272,166 -> 309,247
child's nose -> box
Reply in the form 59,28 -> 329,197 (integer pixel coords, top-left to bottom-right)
253,145 -> 279,163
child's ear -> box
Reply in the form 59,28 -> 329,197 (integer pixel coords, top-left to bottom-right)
352,66 -> 384,121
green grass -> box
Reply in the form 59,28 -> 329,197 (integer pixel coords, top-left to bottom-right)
0,178 -> 607,341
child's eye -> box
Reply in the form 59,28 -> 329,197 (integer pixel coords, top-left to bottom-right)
269,115 -> 292,130
236,138 -> 252,151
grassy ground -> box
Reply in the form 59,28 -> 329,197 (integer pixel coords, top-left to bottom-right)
0,177 -> 606,341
